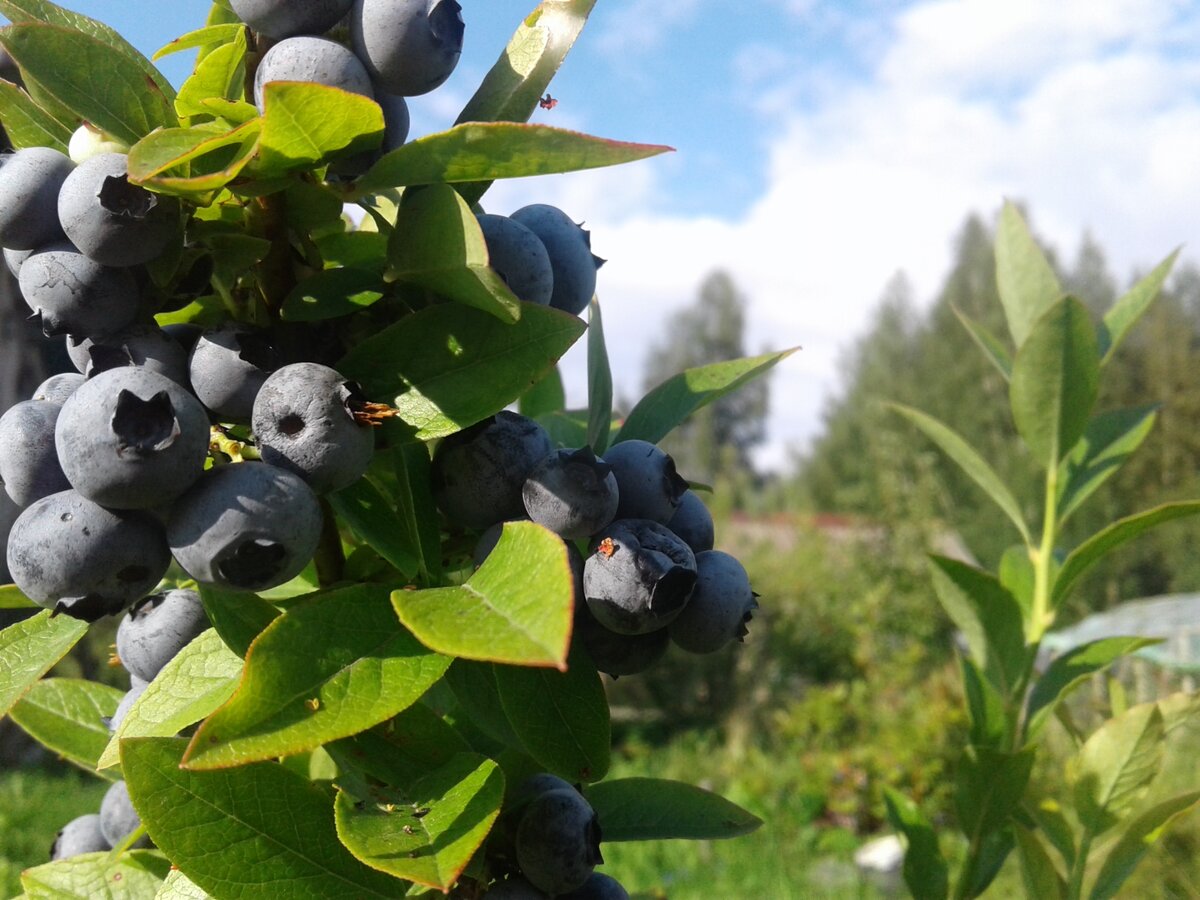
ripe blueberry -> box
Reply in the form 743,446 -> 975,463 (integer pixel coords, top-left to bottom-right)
50,813 -> 110,860
351,0 -> 464,96
668,550 -> 758,654
116,589 -> 209,682
253,36 -> 374,111
99,780 -> 150,848
0,400 -> 70,507
477,214 -> 554,307
230,0 -> 354,39
601,440 -> 688,524
666,489 -> 714,553
522,447 -> 619,540
509,205 -> 604,316
0,146 -> 73,250
583,519 -> 696,635
514,787 -> 603,895
188,324 -> 281,423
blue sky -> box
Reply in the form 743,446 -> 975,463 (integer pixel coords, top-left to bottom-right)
43,2 -> 1200,470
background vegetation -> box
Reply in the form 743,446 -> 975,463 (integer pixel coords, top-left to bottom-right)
5,205 -> 1200,898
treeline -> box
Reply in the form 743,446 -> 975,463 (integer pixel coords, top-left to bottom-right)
791,209 -> 1200,620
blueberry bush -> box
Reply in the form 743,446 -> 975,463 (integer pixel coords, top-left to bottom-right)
886,203 -> 1200,900
0,1 -> 793,896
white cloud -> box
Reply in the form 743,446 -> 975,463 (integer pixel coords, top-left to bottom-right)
478,1 -> 1200,473
593,0 -> 707,55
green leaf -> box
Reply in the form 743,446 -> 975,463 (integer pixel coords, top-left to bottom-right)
961,656 -> 1007,749
390,443 -> 443,583
353,122 -> 672,197
587,778 -> 762,841
0,24 -> 176,146
0,583 -> 36,609
443,660 -> 525,751
1028,799 -> 1076,869
1025,637 -> 1160,741
457,0 -> 596,126
1052,502 -> 1200,609
889,403 -> 1034,545
1073,702 -> 1164,835
952,304 -> 1013,380
183,584 -> 449,769
198,583 -> 280,658
155,868 -> 210,899
587,298 -> 614,455
929,556 -> 1027,694
1099,249 -> 1179,364
21,850 -> 171,899
128,120 -> 261,202
995,201 -> 1062,348
1009,296 -> 1100,467
0,610 -> 88,717
0,79 -> 72,151
387,183 -> 521,323
963,828 -> 1015,898
327,704 -> 471,791
617,348 -> 795,446
121,737 -> 407,898
883,788 -> 949,900
280,267 -> 385,321
956,746 -> 1035,838
1057,406 -> 1158,523
338,302 -> 585,441
173,29 -> 245,119
153,23 -> 242,60
251,81 -> 383,178
537,407 -> 591,449
96,628 -> 243,770
519,365 -> 566,420
9,677 -> 121,774
1088,791 -> 1200,900
998,544 -> 1036,622
494,645 -> 610,783
1015,826 -> 1066,900
334,753 -> 504,891
330,476 -> 421,579
0,0 -> 174,102
393,522 -> 574,668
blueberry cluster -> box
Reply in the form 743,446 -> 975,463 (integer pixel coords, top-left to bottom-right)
485,774 -> 629,899
446,418 -> 758,678
1,354 -> 377,620
50,779 -> 150,860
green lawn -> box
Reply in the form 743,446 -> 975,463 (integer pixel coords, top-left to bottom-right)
0,767 -> 110,898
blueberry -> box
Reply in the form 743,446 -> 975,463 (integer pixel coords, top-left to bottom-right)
5,489 -> 171,621
31,372 -> 85,404
99,780 -> 150,848
522,447 -> 619,540
668,550 -> 757,654
0,146 -> 73,250
482,877 -> 550,899
230,0 -> 354,39
583,519 -> 696,635
167,462 -> 322,592
477,214 -> 553,307
57,153 -> 182,268
116,589 -> 209,682
602,440 -> 688,524
557,873 -> 631,900
0,400 -> 71,506
17,241 -> 140,338
0,491 -> 17,584
351,0 -> 464,96
68,322 -> 190,387
50,813 -> 111,860
251,362 -> 375,494
253,36 -> 374,111
431,411 -> 552,530
105,676 -> 148,733
509,205 -> 604,316
188,324 -> 281,423
55,367 -> 210,509
666,489 -> 714,553
4,246 -> 32,277
515,787 -> 603,895
574,599 -> 668,678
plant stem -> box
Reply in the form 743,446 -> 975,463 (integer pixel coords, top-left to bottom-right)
1030,458 -> 1060,644
1067,829 -> 1093,900
313,498 -> 345,587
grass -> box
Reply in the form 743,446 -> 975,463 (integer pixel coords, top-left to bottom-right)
0,767 -> 110,898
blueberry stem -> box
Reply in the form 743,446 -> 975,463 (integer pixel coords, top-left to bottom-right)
313,497 -> 345,587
